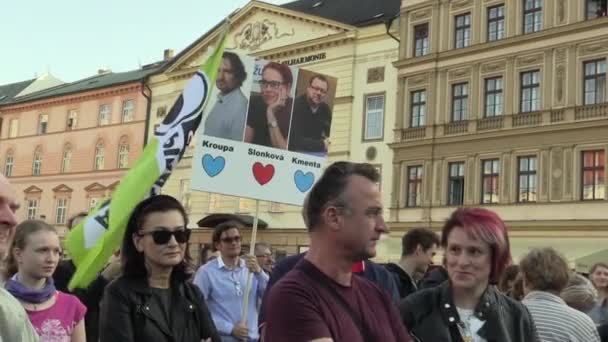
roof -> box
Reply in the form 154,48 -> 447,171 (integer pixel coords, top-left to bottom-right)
0,79 -> 36,105
280,0 -> 400,27
7,63 -> 163,105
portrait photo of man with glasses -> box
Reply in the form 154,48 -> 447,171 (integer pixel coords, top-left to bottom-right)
244,60 -> 296,150
288,71 -> 335,156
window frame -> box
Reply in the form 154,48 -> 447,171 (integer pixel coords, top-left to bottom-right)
8,119 -> 19,138
520,70 -> 541,113
122,100 -> 134,123
362,93 -> 385,141
118,144 -> 130,169
406,165 -> 423,207
94,142 -> 105,170
61,146 -> 72,174
517,155 -> 538,203
98,104 -> 111,126
3,151 -> 14,177
55,198 -> 68,225
451,82 -> 469,122
487,4 -> 506,42
481,159 -> 500,204
454,13 -> 471,49
67,109 -> 78,130
32,148 -> 42,176
410,90 -> 427,128
583,59 -> 606,105
448,162 -> 465,206
38,114 -> 49,134
585,0 -> 608,20
27,199 -> 38,220
523,0 -> 542,34
413,23 -> 430,57
581,150 -> 605,200
485,77 -> 504,117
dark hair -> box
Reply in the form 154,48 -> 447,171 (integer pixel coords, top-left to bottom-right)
309,74 -> 329,88
122,195 -> 191,282
306,161 -> 380,231
262,62 -> 293,85
590,262 -> 608,291
67,211 -> 88,230
212,220 -> 243,247
442,207 -> 511,284
401,228 -> 440,256
520,247 -> 570,293
222,52 -> 247,87
498,264 -> 520,293
199,244 -> 213,264
4,220 -> 57,278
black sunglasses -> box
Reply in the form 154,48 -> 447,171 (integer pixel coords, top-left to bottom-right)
138,228 -> 191,245
221,236 -> 242,244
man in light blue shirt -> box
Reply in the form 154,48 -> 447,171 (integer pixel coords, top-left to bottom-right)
193,221 -> 268,342
203,52 -> 248,141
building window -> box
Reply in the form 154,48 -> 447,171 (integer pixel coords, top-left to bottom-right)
413,23 -> 429,57
481,159 -> 500,204
238,198 -> 255,213
208,193 -> 221,212
487,5 -> 505,42
454,13 -> 471,49
406,165 -> 423,207
89,197 -> 100,210
122,100 -> 134,122
582,150 -> 605,200
179,179 -> 191,212
3,151 -> 14,177
118,144 -> 129,168
586,0 -> 608,19
61,146 -> 72,174
452,83 -> 469,122
99,104 -> 110,125
67,110 -> 78,130
8,119 -> 19,138
363,95 -> 384,140
410,90 -> 427,128
520,70 -> 541,113
27,199 -> 38,220
32,148 -> 42,176
518,156 -> 537,202
485,77 -> 504,117
523,0 -> 542,33
94,142 -> 105,170
584,59 -> 606,105
55,198 -> 68,225
269,202 -> 284,213
38,114 -> 49,134
448,162 -> 465,206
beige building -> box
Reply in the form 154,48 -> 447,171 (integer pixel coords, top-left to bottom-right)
149,0 -> 401,255
386,0 -> 608,269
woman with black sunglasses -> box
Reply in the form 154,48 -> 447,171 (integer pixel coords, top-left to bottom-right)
99,195 -> 220,342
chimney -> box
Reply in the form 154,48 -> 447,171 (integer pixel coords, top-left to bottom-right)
164,49 -> 174,61
98,68 -> 111,75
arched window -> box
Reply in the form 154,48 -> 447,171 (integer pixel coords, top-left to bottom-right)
94,141 -> 105,170
61,144 -> 72,173
118,143 -> 129,169
3,150 -> 14,177
32,147 -> 42,176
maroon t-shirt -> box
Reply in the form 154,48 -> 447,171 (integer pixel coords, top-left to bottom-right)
263,259 -> 411,342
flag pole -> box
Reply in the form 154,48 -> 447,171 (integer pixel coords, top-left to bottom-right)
241,199 -> 260,324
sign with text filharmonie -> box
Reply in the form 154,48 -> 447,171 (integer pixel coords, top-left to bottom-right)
191,52 -> 337,205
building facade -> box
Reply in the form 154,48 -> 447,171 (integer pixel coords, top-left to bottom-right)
0,66 -> 159,235
149,0 -> 401,255
388,0 -> 608,268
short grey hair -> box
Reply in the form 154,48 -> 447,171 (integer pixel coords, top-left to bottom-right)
561,273 -> 598,312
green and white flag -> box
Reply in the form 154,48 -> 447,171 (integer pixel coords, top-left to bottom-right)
65,30 -> 228,290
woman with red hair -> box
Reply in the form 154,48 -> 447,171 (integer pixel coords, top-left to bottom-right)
399,208 -> 538,342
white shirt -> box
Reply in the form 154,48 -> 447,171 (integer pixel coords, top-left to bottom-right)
456,307 -> 488,342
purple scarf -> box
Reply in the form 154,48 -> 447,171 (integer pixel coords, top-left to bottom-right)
5,275 -> 56,304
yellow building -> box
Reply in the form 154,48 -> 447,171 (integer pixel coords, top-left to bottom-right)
387,0 -> 608,270
147,0 -> 401,254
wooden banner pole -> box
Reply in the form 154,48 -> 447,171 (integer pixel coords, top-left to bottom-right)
241,199 -> 260,324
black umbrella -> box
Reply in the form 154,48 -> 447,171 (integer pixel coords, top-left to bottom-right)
196,213 -> 269,229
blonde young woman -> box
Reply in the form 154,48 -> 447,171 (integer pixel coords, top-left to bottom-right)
4,220 -> 86,342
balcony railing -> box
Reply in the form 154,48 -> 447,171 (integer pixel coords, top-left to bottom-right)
477,116 -> 504,131
575,103 -> 608,120
445,121 -> 468,135
513,112 -> 542,127
402,127 -> 426,140
550,109 -> 564,123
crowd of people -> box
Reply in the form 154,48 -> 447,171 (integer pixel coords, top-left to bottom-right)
1,162 -> 608,342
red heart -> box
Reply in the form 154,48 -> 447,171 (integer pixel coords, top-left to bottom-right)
252,162 -> 275,185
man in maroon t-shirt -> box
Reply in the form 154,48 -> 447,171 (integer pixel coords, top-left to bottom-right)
263,162 -> 411,342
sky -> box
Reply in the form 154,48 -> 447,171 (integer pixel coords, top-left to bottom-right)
0,0 -> 292,85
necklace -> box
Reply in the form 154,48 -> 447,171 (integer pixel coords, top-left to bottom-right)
457,310 -> 474,342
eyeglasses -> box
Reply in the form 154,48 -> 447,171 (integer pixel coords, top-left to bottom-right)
138,228 -> 191,245
260,80 -> 284,90
221,236 -> 242,244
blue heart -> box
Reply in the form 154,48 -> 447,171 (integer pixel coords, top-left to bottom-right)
294,170 -> 315,193
202,154 -> 225,177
